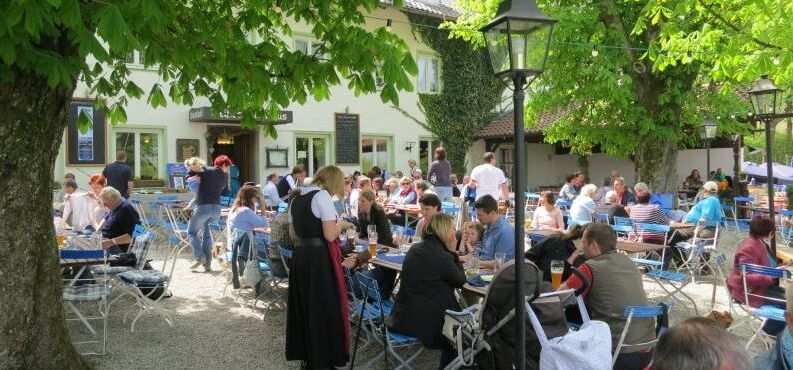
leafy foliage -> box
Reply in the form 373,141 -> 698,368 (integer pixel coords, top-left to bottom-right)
444,0 -> 750,190
403,13 -> 504,176
0,0 -> 418,132
639,0 -> 793,88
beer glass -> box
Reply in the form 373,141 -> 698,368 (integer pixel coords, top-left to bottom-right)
550,260 -> 564,289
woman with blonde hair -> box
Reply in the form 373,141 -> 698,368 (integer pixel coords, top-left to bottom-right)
531,191 -> 564,230
286,165 -> 351,369
389,213 -> 466,368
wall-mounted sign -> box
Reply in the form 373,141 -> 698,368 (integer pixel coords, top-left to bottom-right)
66,100 -> 107,166
266,148 -> 289,168
297,151 -> 307,159
176,139 -> 200,162
335,113 -> 360,165
188,107 -> 293,125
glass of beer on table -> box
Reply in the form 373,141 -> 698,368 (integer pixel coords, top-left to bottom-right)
550,260 -> 564,289
367,225 -> 378,258
346,228 -> 356,246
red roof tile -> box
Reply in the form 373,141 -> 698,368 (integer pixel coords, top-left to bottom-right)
475,109 -> 564,139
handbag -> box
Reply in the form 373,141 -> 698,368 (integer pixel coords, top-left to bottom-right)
242,238 -> 261,287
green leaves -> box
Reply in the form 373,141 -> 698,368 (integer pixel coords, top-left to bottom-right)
147,84 -> 167,108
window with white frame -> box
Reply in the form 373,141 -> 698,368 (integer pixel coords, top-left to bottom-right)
124,50 -> 146,66
294,37 -> 325,57
115,130 -> 162,179
361,137 -> 390,170
417,55 -> 440,93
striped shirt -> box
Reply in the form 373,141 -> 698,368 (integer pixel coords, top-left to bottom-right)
629,204 -> 669,243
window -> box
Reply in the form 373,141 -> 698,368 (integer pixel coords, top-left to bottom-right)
296,135 -> 329,176
294,38 -> 325,57
419,138 -> 441,174
417,55 -> 440,93
499,147 -> 515,179
124,50 -> 146,66
115,130 -> 162,179
362,137 -> 390,170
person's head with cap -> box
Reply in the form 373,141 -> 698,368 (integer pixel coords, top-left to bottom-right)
703,181 -> 719,195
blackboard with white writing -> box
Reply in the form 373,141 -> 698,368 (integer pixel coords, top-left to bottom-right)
335,113 -> 360,165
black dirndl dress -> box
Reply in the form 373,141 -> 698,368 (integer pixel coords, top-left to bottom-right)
286,190 -> 349,368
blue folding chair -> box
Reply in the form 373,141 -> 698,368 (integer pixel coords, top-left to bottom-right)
612,305 -> 666,368
594,213 -> 610,224
355,272 -> 424,369
631,223 -> 671,269
60,248 -> 110,354
656,193 -> 675,210
735,263 -> 790,349
613,216 -> 633,227
611,224 -> 634,239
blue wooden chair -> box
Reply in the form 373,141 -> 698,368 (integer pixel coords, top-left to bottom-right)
612,305 -> 667,368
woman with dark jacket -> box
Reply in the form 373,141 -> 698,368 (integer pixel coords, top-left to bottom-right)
356,189 -> 394,247
525,225 -> 585,283
726,216 -> 786,335
388,213 -> 466,368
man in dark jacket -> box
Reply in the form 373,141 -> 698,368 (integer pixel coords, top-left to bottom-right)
102,151 -> 134,198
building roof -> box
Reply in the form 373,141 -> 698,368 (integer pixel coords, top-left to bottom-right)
475,109 -> 564,140
399,0 -> 460,19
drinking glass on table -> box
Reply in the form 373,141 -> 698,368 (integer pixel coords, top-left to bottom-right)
368,230 -> 378,258
495,252 -> 506,270
411,235 -> 422,245
345,228 -> 357,246
550,260 -> 564,289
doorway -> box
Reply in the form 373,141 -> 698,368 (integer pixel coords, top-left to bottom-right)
295,135 -> 328,176
208,126 -> 257,185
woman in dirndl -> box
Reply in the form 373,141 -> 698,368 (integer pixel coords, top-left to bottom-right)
286,165 -> 350,369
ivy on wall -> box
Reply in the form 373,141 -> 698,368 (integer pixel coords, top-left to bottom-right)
401,13 -> 504,176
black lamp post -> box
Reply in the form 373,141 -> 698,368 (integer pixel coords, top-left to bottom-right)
748,75 -> 781,257
700,118 -> 717,177
481,0 -> 556,368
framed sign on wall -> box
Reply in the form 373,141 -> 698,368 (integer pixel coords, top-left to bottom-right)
334,113 -> 360,165
66,100 -> 107,166
176,139 -> 200,162
266,148 -> 289,168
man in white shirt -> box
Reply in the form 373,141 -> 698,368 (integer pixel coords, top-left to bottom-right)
470,152 -> 508,201
262,173 -> 281,209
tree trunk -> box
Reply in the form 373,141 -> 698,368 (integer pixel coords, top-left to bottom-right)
0,67 -> 86,368
636,138 -> 678,194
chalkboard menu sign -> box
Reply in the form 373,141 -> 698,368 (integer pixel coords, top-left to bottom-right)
334,113 -> 360,165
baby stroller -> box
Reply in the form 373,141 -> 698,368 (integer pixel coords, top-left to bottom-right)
442,260 -> 612,370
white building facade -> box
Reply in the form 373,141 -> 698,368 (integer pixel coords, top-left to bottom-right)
55,3 -> 454,187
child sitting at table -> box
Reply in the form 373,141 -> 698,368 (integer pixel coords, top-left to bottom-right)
461,221 -> 485,256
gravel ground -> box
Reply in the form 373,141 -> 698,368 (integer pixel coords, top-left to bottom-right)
73,228 -> 772,369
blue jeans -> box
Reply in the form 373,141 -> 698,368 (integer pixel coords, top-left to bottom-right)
188,204 -> 221,262
434,186 -> 453,203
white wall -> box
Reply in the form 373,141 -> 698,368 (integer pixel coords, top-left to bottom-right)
467,139 -> 736,190
56,7 -> 435,187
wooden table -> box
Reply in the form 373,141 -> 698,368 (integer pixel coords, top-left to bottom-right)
368,246 -> 489,296
616,240 -> 667,253
385,204 -> 421,227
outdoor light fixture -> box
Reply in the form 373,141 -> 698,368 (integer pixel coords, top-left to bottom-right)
404,141 -> 415,152
481,0 -> 556,78
747,74 -> 785,257
748,75 -> 780,118
700,117 -> 717,177
481,0 -> 556,368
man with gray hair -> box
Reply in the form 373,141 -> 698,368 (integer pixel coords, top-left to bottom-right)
653,317 -> 751,370
755,280 -> 793,369
593,190 -> 629,224
99,186 -> 140,254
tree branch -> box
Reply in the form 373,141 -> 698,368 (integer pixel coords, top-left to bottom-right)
389,104 -> 429,130
697,0 -> 787,51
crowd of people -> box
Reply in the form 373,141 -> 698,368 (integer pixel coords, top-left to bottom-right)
53,148 -> 782,370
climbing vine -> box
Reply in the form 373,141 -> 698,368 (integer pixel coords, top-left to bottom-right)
402,13 -> 504,176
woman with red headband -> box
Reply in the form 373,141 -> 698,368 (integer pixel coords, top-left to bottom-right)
186,155 -> 233,272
